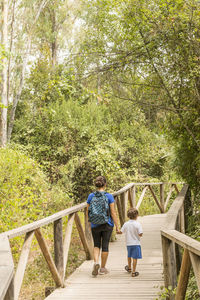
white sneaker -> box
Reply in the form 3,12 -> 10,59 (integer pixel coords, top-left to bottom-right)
99,267 -> 109,275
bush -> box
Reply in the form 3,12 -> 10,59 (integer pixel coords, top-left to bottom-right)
0,147 -> 70,232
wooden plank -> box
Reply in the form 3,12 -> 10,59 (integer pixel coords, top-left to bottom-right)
148,185 -> 164,213
164,184 -> 174,211
63,213 -> 75,279
161,235 -> 177,290
132,185 -> 136,207
120,193 -> 126,224
54,218 -> 64,279
34,228 -> 63,287
180,206 -> 185,233
14,231 -> 34,300
0,235 -> 14,300
128,189 -> 133,208
189,252 -> 200,293
166,184 -> 189,229
112,183 -> 135,197
174,184 -> 179,194
175,249 -> 191,300
4,278 -> 14,300
74,213 -> 92,260
136,186 -> 148,210
84,208 -> 93,259
161,229 -> 200,256
160,183 -> 165,213
115,196 -> 124,227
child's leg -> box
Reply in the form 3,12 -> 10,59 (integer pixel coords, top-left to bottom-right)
128,257 -> 132,270
132,258 -> 137,273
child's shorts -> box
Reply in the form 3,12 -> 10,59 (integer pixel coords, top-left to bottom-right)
127,245 -> 142,259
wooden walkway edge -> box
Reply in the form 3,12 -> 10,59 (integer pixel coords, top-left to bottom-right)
45,214 -> 167,300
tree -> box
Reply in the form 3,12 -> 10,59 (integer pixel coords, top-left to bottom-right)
0,0 -> 8,147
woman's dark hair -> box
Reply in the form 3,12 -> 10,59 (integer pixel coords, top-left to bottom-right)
95,176 -> 107,188
127,208 -> 139,219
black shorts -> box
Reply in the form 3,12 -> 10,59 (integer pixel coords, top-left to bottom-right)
91,224 -> 113,252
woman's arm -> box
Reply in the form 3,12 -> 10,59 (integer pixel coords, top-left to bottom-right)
110,203 -> 120,232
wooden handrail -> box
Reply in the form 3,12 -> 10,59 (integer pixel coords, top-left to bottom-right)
161,229 -> 200,257
0,235 -> 14,300
161,184 -> 200,300
161,229 -> 200,299
0,203 -> 87,240
0,181 -> 184,300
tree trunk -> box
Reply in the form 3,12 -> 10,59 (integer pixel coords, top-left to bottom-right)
7,0 -> 49,142
51,9 -> 57,66
0,0 -> 8,147
7,0 -> 16,104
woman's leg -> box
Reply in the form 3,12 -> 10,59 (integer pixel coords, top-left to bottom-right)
100,225 -> 113,269
91,227 -> 102,275
93,247 -> 100,263
101,251 -> 109,268
91,227 -> 102,262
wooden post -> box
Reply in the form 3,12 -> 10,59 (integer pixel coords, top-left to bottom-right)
162,235 -> 177,296
184,187 -> 192,232
115,196 -> 124,227
189,252 -> 200,292
148,185 -> 164,213
180,206 -> 185,233
63,213 -> 75,279
136,186 -> 148,210
84,207 -> 94,259
164,184 -> 174,211
132,185 -> 136,207
54,218 -> 64,279
174,184 -> 179,194
35,228 -> 63,287
4,278 -> 14,300
120,193 -> 126,224
175,214 -> 181,276
128,189 -> 133,208
160,183 -> 165,213
14,231 -> 34,300
175,249 -> 191,300
74,213 -> 92,260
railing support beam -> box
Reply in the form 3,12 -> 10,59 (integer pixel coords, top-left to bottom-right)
54,218 -> 64,279
4,278 -> 14,300
74,213 -> 92,260
160,183 -> 165,213
175,249 -> 191,300
161,235 -> 176,298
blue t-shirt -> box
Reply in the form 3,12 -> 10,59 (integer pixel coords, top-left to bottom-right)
87,192 -> 115,228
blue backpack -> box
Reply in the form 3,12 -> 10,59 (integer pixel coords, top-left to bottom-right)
88,191 -> 110,224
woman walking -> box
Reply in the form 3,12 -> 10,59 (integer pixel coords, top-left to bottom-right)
87,176 -> 120,276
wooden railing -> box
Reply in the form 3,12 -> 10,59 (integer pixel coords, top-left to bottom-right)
0,182 -> 182,300
161,184 -> 200,300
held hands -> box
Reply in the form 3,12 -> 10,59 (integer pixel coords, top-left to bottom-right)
116,228 -> 122,234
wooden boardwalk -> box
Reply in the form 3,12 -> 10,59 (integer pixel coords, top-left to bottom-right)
46,214 -> 167,300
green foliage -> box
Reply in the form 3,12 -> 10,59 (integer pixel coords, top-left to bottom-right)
157,285 -> 176,300
0,147 -> 70,232
11,61 -> 173,203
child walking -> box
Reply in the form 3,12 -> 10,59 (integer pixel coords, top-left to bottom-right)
119,208 -> 143,277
